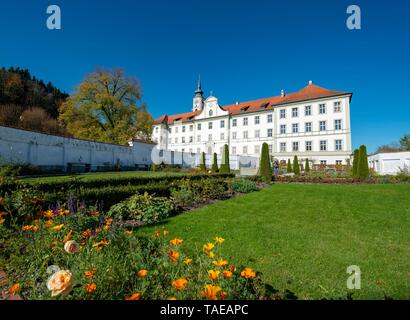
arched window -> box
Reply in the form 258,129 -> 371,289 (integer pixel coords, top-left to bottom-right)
209,109 -> 213,116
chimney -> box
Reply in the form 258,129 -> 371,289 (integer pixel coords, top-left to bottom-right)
235,101 -> 239,105
308,80 -> 313,86
280,89 -> 285,97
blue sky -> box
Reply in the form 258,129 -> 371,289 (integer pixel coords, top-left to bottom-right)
0,0 -> 409,152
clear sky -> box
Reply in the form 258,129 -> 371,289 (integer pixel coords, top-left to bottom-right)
0,0 -> 409,152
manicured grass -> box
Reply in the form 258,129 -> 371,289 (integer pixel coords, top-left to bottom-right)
22,170 -> 186,184
141,184 -> 410,299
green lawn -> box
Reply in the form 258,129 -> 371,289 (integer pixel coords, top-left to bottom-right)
140,184 -> 410,300
21,170 -> 186,184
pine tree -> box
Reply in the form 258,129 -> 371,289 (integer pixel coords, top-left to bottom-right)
305,158 -> 310,173
293,156 -> 300,175
286,159 -> 292,173
352,149 -> 359,177
258,143 -> 272,182
200,152 -> 206,171
219,144 -> 231,173
211,152 -> 218,173
358,145 -> 369,180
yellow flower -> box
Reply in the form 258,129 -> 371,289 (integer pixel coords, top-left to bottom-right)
168,250 -> 180,262
215,237 -> 225,244
44,210 -> 54,219
92,240 -> 109,251
137,269 -> 148,277
213,259 -> 229,268
47,270 -> 73,297
59,209 -> 70,216
0,218 -> 5,225
125,230 -> 133,235
202,284 -> 221,300
203,243 -> 215,251
8,283 -> 20,295
45,219 -> 54,227
163,228 -> 169,236
168,296 -> 177,300
83,283 -> 97,293
126,292 -> 142,300
171,278 -> 187,290
206,251 -> 215,258
170,238 -> 183,246
223,270 -> 233,279
184,258 -> 193,264
241,267 -> 256,279
208,270 -> 220,280
51,224 -> 64,231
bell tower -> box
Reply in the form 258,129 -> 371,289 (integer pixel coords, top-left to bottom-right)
192,75 -> 204,111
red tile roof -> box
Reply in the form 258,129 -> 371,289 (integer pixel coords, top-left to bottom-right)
154,84 -> 351,125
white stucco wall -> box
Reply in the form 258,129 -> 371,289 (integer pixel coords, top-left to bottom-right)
368,151 -> 410,175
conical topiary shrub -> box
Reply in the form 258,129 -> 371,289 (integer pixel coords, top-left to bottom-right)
219,144 -> 231,173
211,152 -> 218,173
258,143 -> 272,182
286,159 -> 292,173
200,152 -> 206,171
352,149 -> 359,177
358,145 -> 369,180
305,158 -> 310,173
293,156 -> 300,175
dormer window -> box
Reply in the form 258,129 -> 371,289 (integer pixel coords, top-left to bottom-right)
259,103 -> 269,109
209,109 -> 213,116
240,106 -> 249,112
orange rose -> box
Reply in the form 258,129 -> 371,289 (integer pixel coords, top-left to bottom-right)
47,270 -> 73,297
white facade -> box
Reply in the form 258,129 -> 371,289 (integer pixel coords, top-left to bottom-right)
368,151 -> 410,175
152,81 -> 353,165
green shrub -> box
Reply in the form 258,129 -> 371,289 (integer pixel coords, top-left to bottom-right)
286,159 -> 292,173
352,149 -> 359,177
258,143 -> 271,182
196,178 -> 227,200
231,179 -> 258,193
305,158 -> 310,173
219,144 -> 231,174
0,164 -> 43,177
108,192 -> 174,223
293,156 -> 300,175
200,152 -> 206,171
358,145 -> 369,180
170,188 -> 200,207
211,153 -> 218,173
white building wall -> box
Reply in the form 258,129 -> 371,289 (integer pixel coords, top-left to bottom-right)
368,151 -> 410,175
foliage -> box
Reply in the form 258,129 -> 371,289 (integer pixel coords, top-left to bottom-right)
258,143 -> 271,182
200,152 -> 206,172
107,192 -> 174,223
211,153 -> 218,173
304,158 -> 310,173
170,179 -> 201,207
293,156 -> 300,175
358,145 -> 369,180
352,149 -> 359,177
286,159 -> 292,173
399,133 -> 410,150
219,145 -> 231,174
231,179 -> 258,193
0,164 -> 42,177
18,107 -> 66,135
59,68 -> 152,144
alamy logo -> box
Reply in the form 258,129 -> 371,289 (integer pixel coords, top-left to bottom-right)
46,5 -> 61,30
346,5 -> 361,30
346,265 -> 361,289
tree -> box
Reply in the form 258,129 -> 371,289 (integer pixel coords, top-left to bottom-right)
286,159 -> 292,173
305,158 -> 310,173
352,149 -> 359,177
134,109 -> 154,140
357,145 -> 369,180
258,143 -> 271,182
59,68 -> 151,145
211,152 -> 218,173
19,107 -> 65,135
293,156 -> 300,175
0,104 -> 24,126
200,152 -> 206,171
219,144 -> 231,173
400,134 -> 410,150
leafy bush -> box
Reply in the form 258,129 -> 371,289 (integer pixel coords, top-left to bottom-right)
107,192 -> 174,224
170,179 -> 201,207
358,145 -> 369,180
211,153 -> 218,173
197,178 -> 228,200
258,143 -> 271,182
0,164 -> 43,177
219,145 -> 231,174
293,156 -> 300,175
352,149 -> 359,177
231,179 -> 258,193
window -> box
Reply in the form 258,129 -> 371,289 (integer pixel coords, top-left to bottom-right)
243,131 -> 248,139
280,142 -> 286,152
305,105 -> 312,116
208,134 -> 212,141
189,125 -> 193,132
280,124 -> 286,134
335,139 -> 342,151
292,107 -> 298,117
189,136 -> 193,143
292,123 -> 299,133
232,132 -> 237,140
254,116 -> 260,125
334,101 -> 342,112
320,140 -> 327,151
336,160 -> 343,165
292,141 -> 299,152
254,145 -> 260,154
243,146 -> 248,154
255,130 -> 260,138
232,119 -> 237,127
175,137 -> 178,143
267,114 -> 273,123
280,109 -> 286,119
319,121 -> 326,131
175,127 -> 179,133
208,122 -> 213,130
232,146 -> 236,155
305,141 -> 312,151
319,103 -> 326,114
197,135 -> 201,142
169,128 -> 172,133
320,160 -> 327,165
335,119 -> 342,130
182,137 -> 185,143
267,128 -> 273,137
305,122 -> 312,132
220,120 -> 225,128
182,126 -> 186,133
209,109 -> 213,116
182,148 -> 185,152
243,118 -> 248,126
220,133 -> 224,140
155,127 -> 159,133
268,144 -> 273,154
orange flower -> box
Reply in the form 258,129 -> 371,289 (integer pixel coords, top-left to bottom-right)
208,270 -> 220,280
43,210 -> 54,219
202,284 -> 221,300
8,283 -> 20,295
83,283 -> 97,293
220,291 -> 229,300
85,268 -> 96,279
213,259 -> 229,268
125,292 -> 142,300
92,240 -> 109,251
168,250 -> 180,262
22,225 -> 37,232
184,258 -> 193,264
206,251 -> 215,258
137,269 -> 148,277
229,265 -> 236,272
0,211 -> 7,218
215,237 -> 225,244
171,278 -> 187,290
241,267 -> 256,279
153,230 -> 161,237
51,224 -> 64,231
0,218 -> 5,225
45,219 -> 54,227
203,243 -> 215,251
64,230 -> 72,243
223,270 -> 233,279
170,238 -> 183,246
82,228 -> 92,238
